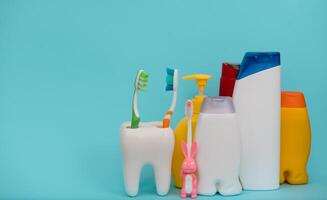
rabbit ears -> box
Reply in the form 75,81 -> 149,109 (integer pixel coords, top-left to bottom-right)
181,141 -> 197,158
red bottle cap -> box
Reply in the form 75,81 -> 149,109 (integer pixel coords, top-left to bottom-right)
219,63 -> 239,97
221,63 -> 239,78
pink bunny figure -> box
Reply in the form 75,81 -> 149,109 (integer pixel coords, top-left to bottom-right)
180,141 -> 198,198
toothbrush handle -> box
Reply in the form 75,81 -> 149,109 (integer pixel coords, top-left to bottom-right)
187,117 -> 192,153
162,119 -> 170,128
131,109 -> 140,128
162,111 -> 173,128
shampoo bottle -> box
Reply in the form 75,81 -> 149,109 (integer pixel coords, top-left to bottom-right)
233,52 -> 281,190
280,91 -> 311,184
195,96 -> 242,196
172,74 -> 211,188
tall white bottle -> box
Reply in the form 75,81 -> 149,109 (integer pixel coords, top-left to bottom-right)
233,52 -> 281,190
195,96 -> 242,196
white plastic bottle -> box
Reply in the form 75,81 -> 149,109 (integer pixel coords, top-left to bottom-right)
195,96 -> 242,196
233,52 -> 281,190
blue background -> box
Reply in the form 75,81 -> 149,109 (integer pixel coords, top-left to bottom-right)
1,0 -> 326,199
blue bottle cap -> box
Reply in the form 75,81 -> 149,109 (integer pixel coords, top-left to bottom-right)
237,52 -> 280,80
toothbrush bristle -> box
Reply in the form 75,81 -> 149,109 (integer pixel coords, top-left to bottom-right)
185,100 -> 193,117
166,75 -> 173,84
187,101 -> 192,109
137,71 -> 149,91
165,84 -> 173,91
166,68 -> 175,75
165,68 -> 175,91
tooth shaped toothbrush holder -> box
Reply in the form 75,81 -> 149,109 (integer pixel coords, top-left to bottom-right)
120,121 -> 174,197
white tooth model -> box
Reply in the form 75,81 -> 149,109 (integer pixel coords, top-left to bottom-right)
120,121 -> 174,196
195,96 -> 242,196
233,52 -> 281,190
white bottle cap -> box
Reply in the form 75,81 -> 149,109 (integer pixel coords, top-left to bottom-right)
200,96 -> 235,114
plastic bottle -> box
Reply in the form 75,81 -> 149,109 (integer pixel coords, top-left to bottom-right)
280,91 -> 311,184
219,63 -> 240,97
195,96 -> 242,196
233,52 -> 281,190
172,74 -> 211,188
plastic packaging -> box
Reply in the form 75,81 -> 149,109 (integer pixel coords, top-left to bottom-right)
280,92 -> 311,184
233,52 -> 281,190
195,96 -> 242,196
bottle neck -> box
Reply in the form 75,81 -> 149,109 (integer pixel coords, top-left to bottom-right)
192,95 -> 205,115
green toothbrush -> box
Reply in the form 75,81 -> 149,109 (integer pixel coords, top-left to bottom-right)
131,69 -> 149,128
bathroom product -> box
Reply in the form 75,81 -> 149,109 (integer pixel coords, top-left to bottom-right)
219,63 -> 239,97
181,100 -> 198,198
172,74 -> 212,188
233,52 -> 281,190
196,96 -> 242,196
121,121 -> 174,196
280,91 -> 311,184
131,70 -> 149,128
163,68 -> 179,128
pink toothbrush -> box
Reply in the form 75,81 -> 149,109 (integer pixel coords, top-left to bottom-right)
181,100 -> 198,199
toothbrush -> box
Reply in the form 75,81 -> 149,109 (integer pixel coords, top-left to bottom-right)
186,100 -> 193,155
162,68 -> 178,128
181,100 -> 198,198
131,69 -> 149,128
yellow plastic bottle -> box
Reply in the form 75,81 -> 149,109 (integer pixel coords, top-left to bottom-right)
172,74 -> 212,188
280,91 -> 311,184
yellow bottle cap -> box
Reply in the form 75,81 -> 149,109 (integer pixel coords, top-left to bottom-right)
182,74 -> 212,96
